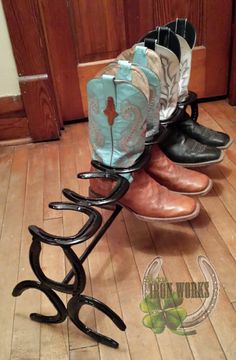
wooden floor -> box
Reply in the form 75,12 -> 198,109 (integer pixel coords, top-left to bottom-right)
1,99 -> 236,360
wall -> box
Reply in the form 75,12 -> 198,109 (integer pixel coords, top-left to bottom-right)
0,0 -> 20,97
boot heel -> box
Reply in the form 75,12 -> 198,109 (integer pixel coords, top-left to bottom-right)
88,188 -> 117,211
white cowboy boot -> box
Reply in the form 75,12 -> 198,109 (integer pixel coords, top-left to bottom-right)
139,27 -> 223,167
165,18 -> 232,149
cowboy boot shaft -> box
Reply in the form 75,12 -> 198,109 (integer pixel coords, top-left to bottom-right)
118,45 -> 162,138
165,18 -> 232,149
87,61 -> 149,173
165,18 -> 196,102
139,28 -> 181,120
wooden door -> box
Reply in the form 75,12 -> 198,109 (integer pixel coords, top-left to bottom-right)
3,0 -> 234,131
68,0 -> 233,118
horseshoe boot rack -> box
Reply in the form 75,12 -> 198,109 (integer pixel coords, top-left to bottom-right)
12,146 -> 151,349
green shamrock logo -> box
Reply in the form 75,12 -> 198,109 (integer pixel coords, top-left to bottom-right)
140,278 -> 196,336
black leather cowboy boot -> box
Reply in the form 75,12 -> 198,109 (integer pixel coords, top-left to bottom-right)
165,18 -> 232,149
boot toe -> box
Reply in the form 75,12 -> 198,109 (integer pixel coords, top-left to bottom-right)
202,131 -> 231,148
182,176 -> 213,196
188,173 -> 213,195
158,190 -> 200,221
199,147 -> 223,162
216,133 -> 233,149
174,193 -> 199,217
161,193 -> 200,222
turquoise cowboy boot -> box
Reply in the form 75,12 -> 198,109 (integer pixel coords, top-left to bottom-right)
87,60 -> 200,222
165,18 -> 232,149
87,60 -> 149,176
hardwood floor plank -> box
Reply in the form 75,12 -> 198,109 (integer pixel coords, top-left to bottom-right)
129,213 -> 224,360
148,222 -> 225,360
122,209 -> 193,360
200,102 -> 236,142
105,211 -> 162,360
203,165 -> 236,222
216,158 -> 236,194
43,143 -> 62,220
225,144 -> 236,167
86,214 -> 131,360
11,144 -> 44,360
177,223 -> 236,359
199,105 -> 229,131
191,207 -> 236,303
199,188 -> 236,261
211,100 -> 236,124
60,126 -> 74,145
0,147 -> 14,234
70,346 -> 100,360
40,218 -> 69,360
0,147 -> 28,360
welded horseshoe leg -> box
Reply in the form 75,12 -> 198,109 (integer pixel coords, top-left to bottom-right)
29,237 -> 86,295
67,294 -> 126,348
12,280 -> 67,324
63,247 -> 86,295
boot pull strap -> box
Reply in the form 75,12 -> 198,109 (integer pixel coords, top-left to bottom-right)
116,60 -> 132,81
101,74 -> 117,107
144,38 -> 156,51
155,26 -> 171,49
175,18 -> 187,39
155,26 -> 181,61
165,18 -> 196,49
133,45 -> 148,67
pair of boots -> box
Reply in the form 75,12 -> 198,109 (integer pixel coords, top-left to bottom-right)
87,20 -> 230,222
139,19 -> 232,166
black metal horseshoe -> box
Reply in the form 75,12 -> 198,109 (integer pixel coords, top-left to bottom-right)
67,294 -> 126,348
12,280 -> 67,324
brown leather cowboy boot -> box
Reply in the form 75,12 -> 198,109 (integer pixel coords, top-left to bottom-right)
146,145 -> 213,196
87,61 -> 200,222
89,168 -> 200,222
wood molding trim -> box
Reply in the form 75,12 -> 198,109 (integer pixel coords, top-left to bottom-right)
0,117 -> 30,141
0,95 -> 29,142
0,95 -> 25,118
0,136 -> 32,146
20,78 -> 60,141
